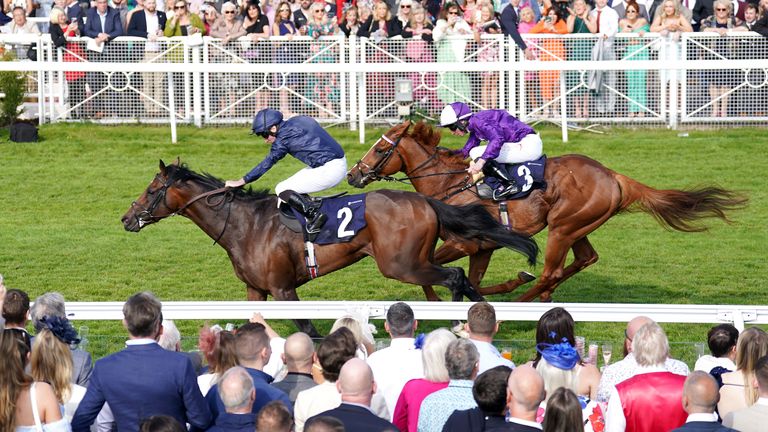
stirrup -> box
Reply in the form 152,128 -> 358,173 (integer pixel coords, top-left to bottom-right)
476,183 -> 493,199
305,213 -> 328,234
492,184 -> 520,201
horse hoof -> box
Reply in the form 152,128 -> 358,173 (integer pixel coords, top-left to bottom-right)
518,271 -> 536,283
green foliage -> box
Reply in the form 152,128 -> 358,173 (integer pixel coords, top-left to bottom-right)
0,123 -> 765,363
0,51 -> 27,126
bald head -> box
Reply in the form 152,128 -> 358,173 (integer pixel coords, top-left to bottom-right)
283,332 -> 315,372
625,316 -> 653,353
336,358 -> 375,405
507,364 -> 545,420
682,371 -> 720,414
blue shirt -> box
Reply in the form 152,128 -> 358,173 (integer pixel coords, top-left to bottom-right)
207,412 -> 257,432
460,110 -> 535,161
204,368 -> 292,422
243,116 -> 345,183
417,379 -> 477,432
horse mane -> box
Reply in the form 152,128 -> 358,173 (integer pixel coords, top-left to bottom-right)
408,122 -> 468,165
167,163 -> 274,205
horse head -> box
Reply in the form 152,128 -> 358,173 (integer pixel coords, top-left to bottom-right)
121,159 -> 197,232
346,120 -> 413,188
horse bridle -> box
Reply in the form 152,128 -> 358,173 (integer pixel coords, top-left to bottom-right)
129,173 -> 231,239
354,133 -> 405,183
355,133 -> 471,199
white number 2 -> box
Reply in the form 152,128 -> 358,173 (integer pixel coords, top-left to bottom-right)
337,207 -> 355,238
517,165 -> 534,192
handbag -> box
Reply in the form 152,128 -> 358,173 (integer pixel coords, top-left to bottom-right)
26,45 -> 37,61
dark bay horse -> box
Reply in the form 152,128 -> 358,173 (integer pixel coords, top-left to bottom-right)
121,160 -> 538,336
347,121 -> 748,302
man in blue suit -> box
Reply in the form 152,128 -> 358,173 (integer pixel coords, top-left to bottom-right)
309,358 -> 397,432
84,0 -> 124,117
126,0 -> 167,116
64,0 -> 86,32
71,292 -> 212,432
203,322 -> 292,425
673,371 -> 739,432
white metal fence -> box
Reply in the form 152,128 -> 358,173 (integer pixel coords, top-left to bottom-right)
2,32 -> 767,141
64,301 -> 768,332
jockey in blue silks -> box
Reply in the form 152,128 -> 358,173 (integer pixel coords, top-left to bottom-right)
225,109 -> 347,233
439,102 -> 543,198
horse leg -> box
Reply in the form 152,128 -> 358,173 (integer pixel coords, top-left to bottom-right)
246,286 -> 269,301
271,287 -> 321,338
515,233 -> 571,302
537,237 -> 599,301
422,243 -> 473,302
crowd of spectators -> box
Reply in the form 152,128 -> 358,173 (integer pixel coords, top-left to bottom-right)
1,0 -> 767,120
5,280 -> 768,431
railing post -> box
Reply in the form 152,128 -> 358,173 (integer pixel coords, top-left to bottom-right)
358,38 -> 367,144
192,45 -> 202,127
349,35 -> 357,132
202,38 -> 210,123
339,36 -> 347,125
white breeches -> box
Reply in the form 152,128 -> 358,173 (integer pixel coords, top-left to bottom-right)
275,157 -> 348,197
468,133 -> 543,164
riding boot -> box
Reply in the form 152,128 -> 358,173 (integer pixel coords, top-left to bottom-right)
482,160 -> 519,197
281,191 -> 327,234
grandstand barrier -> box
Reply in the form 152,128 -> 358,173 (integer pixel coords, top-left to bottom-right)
1,32 -> 766,143
63,301 -> 768,331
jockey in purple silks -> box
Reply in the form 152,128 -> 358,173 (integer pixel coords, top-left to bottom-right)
439,102 -> 543,198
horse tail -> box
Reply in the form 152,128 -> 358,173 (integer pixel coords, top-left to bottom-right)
426,198 -> 539,266
614,174 -> 748,233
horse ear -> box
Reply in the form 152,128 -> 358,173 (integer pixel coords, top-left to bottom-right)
174,157 -> 180,166
402,120 -> 412,133
159,159 -> 167,174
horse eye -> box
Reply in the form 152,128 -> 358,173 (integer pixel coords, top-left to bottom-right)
375,148 -> 383,155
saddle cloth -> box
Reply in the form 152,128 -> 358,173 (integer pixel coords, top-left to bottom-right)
484,155 -> 547,200
283,193 -> 368,245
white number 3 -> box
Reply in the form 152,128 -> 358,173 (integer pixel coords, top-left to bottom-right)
337,207 -> 355,237
517,165 -> 534,192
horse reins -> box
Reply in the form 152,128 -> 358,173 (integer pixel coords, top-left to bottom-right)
357,133 -> 473,200
132,175 -> 235,245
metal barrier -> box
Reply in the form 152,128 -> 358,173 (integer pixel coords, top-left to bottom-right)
64,300 -> 768,331
1,31 -> 766,142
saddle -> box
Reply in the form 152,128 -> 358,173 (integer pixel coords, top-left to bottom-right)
278,191 -> 348,242
479,155 -> 548,201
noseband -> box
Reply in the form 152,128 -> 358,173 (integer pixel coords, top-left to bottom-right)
129,174 -> 229,228
354,133 -> 406,183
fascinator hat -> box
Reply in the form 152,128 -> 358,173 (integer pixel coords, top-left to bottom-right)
536,333 -> 579,370
40,315 -> 81,346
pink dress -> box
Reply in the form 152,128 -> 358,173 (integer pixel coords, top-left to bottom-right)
392,379 -> 449,432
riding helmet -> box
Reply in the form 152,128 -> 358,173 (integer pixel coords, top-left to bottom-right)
252,109 -> 284,134
439,102 -> 472,127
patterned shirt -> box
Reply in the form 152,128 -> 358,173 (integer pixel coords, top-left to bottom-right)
417,379 -> 476,432
596,353 -> 689,403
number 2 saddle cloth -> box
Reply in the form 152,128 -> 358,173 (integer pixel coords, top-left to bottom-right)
484,155 -> 548,200
280,193 -> 368,245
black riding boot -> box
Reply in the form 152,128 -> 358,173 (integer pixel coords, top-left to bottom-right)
482,160 -> 519,198
280,191 -> 327,234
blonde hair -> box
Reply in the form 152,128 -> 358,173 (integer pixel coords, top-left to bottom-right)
49,7 -> 66,24
422,328 -> 456,382
1,332 -> 33,432
30,330 -> 74,405
662,0 -> 683,17
632,323 -> 670,367
535,359 -> 579,401
373,0 -> 392,21
331,316 -> 365,348
408,3 -> 426,27
519,6 -> 534,23
735,327 -> 768,405
712,0 -> 731,14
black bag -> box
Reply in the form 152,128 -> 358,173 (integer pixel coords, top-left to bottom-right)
26,46 -> 37,61
10,122 -> 38,142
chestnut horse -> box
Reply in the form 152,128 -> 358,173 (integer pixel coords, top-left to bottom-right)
347,121 -> 747,302
121,160 -> 538,336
